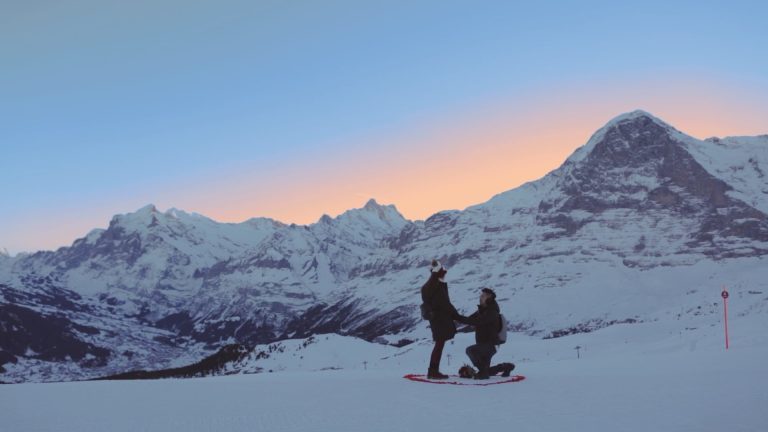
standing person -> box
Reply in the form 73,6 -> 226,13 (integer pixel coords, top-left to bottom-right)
421,259 -> 461,379
459,288 -> 514,379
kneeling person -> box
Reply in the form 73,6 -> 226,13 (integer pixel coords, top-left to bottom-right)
459,288 -> 514,379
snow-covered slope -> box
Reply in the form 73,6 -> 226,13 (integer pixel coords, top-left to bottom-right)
3,319 -> 767,432
2,110 -> 767,383
685,134 -> 768,214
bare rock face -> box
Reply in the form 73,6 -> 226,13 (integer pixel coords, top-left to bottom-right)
537,113 -> 768,256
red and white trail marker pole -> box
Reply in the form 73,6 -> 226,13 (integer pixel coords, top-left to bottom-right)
721,288 -> 730,350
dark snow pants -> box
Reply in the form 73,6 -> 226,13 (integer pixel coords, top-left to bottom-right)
466,343 -> 496,372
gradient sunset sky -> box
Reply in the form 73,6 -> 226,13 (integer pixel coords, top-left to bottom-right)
2,0 -> 768,254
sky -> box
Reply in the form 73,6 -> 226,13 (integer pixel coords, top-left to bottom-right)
1,0 -> 767,254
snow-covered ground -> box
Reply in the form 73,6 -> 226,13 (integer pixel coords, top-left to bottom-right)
3,314 -> 767,432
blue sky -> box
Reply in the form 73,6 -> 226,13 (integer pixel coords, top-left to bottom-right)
1,0 -> 767,253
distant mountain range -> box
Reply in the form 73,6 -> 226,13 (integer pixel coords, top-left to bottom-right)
2,109 -> 767,383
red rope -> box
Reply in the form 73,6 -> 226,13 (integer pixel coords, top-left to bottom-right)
403,374 -> 525,386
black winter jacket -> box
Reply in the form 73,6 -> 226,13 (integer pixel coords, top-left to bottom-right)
421,274 -> 460,342
460,299 -> 501,345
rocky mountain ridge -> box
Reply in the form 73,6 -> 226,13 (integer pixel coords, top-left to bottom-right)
2,110 -> 767,382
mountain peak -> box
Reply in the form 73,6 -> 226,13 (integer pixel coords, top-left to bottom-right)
110,203 -> 162,229
598,110 -> 680,139
136,203 -> 159,214
363,198 -> 382,210
604,109 -> 667,127
356,198 -> 402,218
565,110 -> 675,164
314,199 -> 409,232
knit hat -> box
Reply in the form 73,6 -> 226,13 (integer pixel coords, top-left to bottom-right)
430,259 -> 446,273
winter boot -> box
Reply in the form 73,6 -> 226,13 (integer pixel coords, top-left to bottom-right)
500,362 -> 515,377
427,368 -> 449,379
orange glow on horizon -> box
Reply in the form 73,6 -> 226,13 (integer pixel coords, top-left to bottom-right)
10,75 -> 768,253
178,76 -> 768,226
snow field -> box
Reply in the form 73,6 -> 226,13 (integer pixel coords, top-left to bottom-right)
3,317 -> 767,432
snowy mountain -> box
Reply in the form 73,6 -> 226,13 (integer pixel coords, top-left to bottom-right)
2,110 -> 767,383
